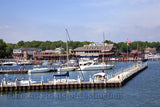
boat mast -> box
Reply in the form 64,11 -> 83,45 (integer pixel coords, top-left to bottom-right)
103,32 -> 105,63
65,29 -> 69,69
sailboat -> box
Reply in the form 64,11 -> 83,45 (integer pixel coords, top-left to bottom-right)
78,33 -> 114,71
57,29 -> 77,72
51,29 -> 78,83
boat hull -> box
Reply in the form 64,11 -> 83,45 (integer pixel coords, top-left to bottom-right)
57,67 -> 76,72
28,68 -> 50,73
79,64 -> 114,71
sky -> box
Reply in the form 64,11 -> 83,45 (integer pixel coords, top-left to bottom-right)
0,0 -> 160,43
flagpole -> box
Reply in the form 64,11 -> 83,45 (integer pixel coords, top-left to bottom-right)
127,43 -> 128,62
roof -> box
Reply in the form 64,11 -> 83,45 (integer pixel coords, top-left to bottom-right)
73,44 -> 114,51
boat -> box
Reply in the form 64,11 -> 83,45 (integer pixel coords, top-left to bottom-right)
19,79 -> 37,85
50,29 -> 80,83
54,71 -> 69,77
50,71 -> 78,83
78,58 -> 93,66
78,33 -> 114,71
2,77 -> 37,86
57,29 -> 77,72
2,61 -> 17,66
68,57 -> 78,66
17,61 -> 32,65
78,60 -> 114,71
28,65 -> 50,73
52,61 -> 64,66
92,72 -> 107,82
145,53 -> 160,60
57,66 -> 77,72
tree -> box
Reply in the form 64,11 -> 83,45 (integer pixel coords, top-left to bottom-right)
17,40 -> 24,48
0,39 -> 6,58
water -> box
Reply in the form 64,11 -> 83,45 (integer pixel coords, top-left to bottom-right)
0,61 -> 159,107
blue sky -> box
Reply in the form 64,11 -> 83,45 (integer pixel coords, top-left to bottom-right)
0,0 -> 160,43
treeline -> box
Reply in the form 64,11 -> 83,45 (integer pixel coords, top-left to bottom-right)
0,39 -> 91,58
105,40 -> 160,53
0,39 -> 160,58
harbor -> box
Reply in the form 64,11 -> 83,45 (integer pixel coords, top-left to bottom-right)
0,62 -> 148,91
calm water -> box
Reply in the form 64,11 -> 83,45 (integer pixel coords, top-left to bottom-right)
0,61 -> 159,107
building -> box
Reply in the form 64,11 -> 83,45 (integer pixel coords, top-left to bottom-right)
54,47 -> 65,54
33,47 -> 70,61
71,43 -> 115,56
144,48 -> 157,54
13,48 -> 42,60
33,43 -> 115,61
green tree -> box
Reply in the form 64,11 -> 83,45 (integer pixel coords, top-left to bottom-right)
0,39 -> 6,58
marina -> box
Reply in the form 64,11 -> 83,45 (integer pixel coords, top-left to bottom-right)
0,62 -> 147,91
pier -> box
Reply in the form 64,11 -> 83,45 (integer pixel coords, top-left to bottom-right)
0,62 -> 148,91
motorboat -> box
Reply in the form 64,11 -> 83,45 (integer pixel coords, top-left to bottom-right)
2,61 -> 17,66
28,65 -> 50,73
2,77 -> 37,86
17,61 -> 32,65
52,61 -> 64,66
57,66 -> 77,72
92,72 -> 107,82
145,53 -> 160,60
78,60 -> 114,71
19,79 -> 37,85
78,58 -> 93,65
68,57 -> 78,66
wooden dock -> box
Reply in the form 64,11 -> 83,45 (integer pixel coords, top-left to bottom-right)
0,62 -> 148,91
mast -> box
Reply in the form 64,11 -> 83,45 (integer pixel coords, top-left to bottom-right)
103,32 -> 105,63
127,43 -> 128,61
65,29 -> 69,69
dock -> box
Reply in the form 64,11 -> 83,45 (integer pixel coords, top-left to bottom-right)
0,70 -> 28,74
0,62 -> 148,91
0,68 -> 57,74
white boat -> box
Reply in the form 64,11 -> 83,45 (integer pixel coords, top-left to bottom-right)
28,65 -> 50,73
49,78 -> 78,84
78,34 -> 114,71
78,58 -> 93,65
2,77 -> 37,86
92,72 -> 107,82
19,79 -> 37,85
18,61 -> 32,65
110,58 -> 119,61
57,66 -> 77,72
145,53 -> 160,60
79,61 -> 114,71
57,29 -> 78,72
2,61 -> 17,66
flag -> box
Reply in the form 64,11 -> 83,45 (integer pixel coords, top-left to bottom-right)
127,39 -> 131,46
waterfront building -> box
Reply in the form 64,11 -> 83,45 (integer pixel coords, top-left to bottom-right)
144,48 -> 157,54
71,42 -> 115,57
13,48 -> 42,60
33,43 -> 115,61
